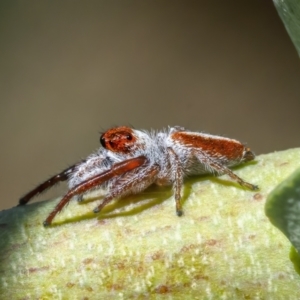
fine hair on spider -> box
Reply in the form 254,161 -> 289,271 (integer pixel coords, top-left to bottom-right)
18,126 -> 258,226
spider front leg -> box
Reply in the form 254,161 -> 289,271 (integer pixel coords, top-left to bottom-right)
43,156 -> 147,226
18,164 -> 79,206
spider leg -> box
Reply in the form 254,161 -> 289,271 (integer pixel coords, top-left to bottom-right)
43,156 -> 147,226
93,164 -> 160,213
195,151 -> 258,190
167,148 -> 184,216
18,163 -> 80,206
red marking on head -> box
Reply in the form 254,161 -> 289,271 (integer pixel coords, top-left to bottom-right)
171,132 -> 249,161
100,126 -> 137,153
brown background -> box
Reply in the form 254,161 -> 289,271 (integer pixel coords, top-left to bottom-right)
1,1 -> 300,210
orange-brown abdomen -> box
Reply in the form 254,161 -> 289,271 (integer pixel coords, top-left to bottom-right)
171,132 -> 246,161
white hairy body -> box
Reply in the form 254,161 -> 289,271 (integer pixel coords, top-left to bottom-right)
19,125 -> 257,226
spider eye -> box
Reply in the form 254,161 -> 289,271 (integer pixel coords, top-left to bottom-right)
100,135 -> 106,148
126,134 -> 132,140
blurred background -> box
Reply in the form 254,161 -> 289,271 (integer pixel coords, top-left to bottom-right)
0,1 -> 300,210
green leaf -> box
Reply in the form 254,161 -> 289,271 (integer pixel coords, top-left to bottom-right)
265,166 -> 300,274
274,0 -> 300,56
290,246 -> 300,275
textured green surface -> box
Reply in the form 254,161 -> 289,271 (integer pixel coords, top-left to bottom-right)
1,149 -> 300,299
274,0 -> 300,56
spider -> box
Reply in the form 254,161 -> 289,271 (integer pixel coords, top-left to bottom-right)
19,126 -> 258,226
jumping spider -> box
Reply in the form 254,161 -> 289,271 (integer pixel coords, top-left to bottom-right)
19,126 -> 258,226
